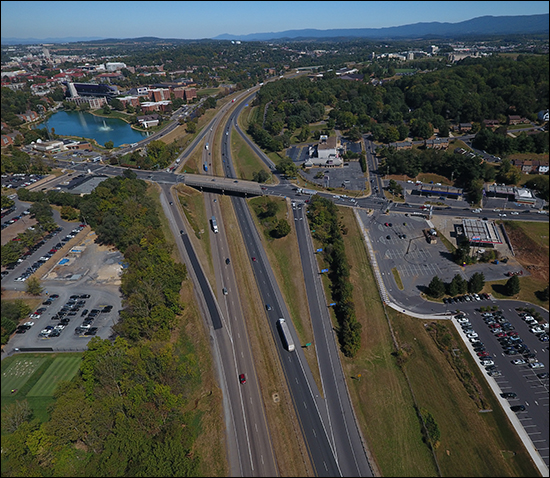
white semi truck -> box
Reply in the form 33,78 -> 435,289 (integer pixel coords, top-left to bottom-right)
277,318 -> 295,352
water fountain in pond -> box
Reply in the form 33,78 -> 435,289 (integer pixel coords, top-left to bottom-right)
98,120 -> 112,131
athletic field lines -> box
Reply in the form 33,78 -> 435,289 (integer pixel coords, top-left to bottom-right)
1,357 -> 46,396
27,356 -> 81,397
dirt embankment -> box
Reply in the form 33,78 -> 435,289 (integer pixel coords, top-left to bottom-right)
504,225 -> 549,284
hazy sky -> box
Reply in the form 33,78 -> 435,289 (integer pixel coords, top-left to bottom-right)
1,1 -> 549,40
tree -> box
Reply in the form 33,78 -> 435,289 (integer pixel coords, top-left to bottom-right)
253,170 -> 270,183
427,276 -> 445,298
26,276 -> 43,295
468,272 -> 485,293
504,275 -> 521,296
186,120 -> 197,134
537,285 -> 549,302
264,200 -> 279,218
272,219 -> 291,238
109,98 -> 124,111
104,140 -> 114,149
1,400 -> 33,434
60,205 -> 80,221
102,104 -> 111,115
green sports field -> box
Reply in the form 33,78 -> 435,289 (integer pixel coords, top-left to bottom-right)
1,353 -> 82,423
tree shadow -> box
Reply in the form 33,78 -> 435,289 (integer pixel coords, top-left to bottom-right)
438,250 -> 455,262
491,283 -> 509,297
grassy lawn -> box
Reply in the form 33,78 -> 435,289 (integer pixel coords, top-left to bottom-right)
391,267 -> 404,289
288,123 -> 328,144
1,353 -> 82,424
416,173 -> 453,185
89,109 -> 135,123
231,129 -> 274,182
197,87 -> 223,97
450,139 -> 473,152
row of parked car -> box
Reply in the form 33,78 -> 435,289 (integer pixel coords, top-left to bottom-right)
11,225 -> 86,282
444,293 -> 491,305
517,311 -> 550,342
1,208 -> 30,230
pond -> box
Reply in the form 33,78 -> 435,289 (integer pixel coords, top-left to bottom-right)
36,110 -> 148,148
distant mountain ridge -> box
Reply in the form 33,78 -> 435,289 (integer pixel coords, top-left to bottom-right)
214,13 -> 549,41
1,13 -> 548,45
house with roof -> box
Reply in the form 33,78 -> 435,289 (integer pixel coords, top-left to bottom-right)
508,115 -> 528,125
424,138 -> 449,150
388,141 -> 413,150
16,110 -> 39,123
1,131 -> 21,147
538,110 -> 549,122
483,119 -> 500,129
137,114 -> 160,128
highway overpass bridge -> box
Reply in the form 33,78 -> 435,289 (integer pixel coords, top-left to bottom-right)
178,173 -> 265,197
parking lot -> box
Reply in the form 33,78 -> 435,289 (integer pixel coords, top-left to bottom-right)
2,208 -> 123,354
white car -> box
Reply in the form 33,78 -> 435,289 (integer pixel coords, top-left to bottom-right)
466,332 -> 479,339
457,317 -> 469,323
529,362 -> 545,369
499,213 -> 507,217
530,327 -> 545,335
510,211 -> 519,215
480,360 -> 494,366
511,358 -> 526,365
23,321 -> 34,327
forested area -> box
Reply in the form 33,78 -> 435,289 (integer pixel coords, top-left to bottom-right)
248,55 -> 548,151
1,172 -> 206,477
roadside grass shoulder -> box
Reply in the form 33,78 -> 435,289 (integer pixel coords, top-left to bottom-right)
231,129 -> 273,182
328,207 -> 538,476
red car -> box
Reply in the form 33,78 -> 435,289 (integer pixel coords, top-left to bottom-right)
239,373 -> 246,384
477,351 -> 490,357
252,257 -> 257,262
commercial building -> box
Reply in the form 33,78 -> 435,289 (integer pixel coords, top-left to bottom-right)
304,135 -> 342,167
461,218 -> 503,247
484,184 -> 536,205
64,82 -> 118,99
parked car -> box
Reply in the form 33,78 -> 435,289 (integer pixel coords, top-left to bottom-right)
500,392 -> 517,399
510,405 -> 526,412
